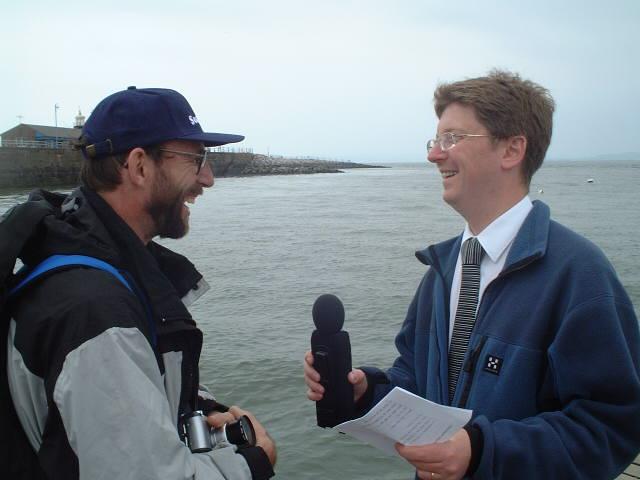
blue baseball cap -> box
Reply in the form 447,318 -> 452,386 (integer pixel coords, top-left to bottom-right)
81,86 -> 244,159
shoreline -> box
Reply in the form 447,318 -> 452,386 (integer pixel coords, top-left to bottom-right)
0,147 -> 384,189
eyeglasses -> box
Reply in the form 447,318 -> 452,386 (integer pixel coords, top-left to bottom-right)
158,148 -> 209,174
426,132 -> 491,153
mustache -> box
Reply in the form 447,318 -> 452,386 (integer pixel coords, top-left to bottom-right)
185,186 -> 203,198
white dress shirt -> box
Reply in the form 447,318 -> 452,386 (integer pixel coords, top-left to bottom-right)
448,196 -> 533,344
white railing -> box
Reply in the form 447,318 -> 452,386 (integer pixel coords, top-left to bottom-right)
0,139 -> 73,149
0,141 -> 341,161
209,146 -> 254,153
258,154 -> 350,163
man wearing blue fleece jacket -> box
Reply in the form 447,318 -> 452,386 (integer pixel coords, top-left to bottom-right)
304,70 -> 640,479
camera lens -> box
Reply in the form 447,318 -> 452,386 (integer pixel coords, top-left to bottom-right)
226,415 -> 256,447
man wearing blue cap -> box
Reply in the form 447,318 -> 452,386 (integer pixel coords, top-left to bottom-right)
2,87 -> 276,479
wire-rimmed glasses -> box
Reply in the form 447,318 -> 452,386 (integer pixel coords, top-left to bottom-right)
426,132 -> 491,153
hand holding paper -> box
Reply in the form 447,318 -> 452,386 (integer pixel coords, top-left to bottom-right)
335,387 -> 472,456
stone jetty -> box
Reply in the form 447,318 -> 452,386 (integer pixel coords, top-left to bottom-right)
0,147 -> 382,189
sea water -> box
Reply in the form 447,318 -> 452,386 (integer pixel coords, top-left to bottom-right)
1,160 -> 638,479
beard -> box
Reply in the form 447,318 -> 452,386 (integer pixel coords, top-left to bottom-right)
146,169 -> 195,239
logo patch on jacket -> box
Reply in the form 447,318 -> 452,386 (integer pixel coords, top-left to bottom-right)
483,355 -> 503,375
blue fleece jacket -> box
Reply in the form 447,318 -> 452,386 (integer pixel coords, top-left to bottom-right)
361,201 -> 640,479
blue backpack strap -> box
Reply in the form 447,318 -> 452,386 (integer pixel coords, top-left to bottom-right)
9,255 -> 157,347
9,254 -> 133,296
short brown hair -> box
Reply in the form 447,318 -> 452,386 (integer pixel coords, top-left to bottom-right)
433,69 -> 555,185
79,145 -> 163,191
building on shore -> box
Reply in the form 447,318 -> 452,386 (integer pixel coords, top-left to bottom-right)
0,112 -> 379,189
0,110 -> 85,149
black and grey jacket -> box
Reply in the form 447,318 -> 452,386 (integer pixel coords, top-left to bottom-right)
2,188 -> 274,479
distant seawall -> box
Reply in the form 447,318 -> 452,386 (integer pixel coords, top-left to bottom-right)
0,147 -> 380,188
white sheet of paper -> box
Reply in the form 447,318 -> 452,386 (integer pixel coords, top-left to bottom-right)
335,387 -> 472,456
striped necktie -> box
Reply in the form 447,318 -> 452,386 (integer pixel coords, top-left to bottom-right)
448,237 -> 484,402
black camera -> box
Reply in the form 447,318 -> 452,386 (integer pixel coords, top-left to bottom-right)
181,411 -> 256,453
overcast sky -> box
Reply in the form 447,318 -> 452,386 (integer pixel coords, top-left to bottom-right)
1,0 -> 638,163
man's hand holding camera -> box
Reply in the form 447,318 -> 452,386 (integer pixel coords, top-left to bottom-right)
207,406 -> 277,467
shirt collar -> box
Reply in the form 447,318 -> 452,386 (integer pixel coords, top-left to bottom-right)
461,196 -> 533,263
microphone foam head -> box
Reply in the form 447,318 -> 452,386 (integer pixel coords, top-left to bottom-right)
312,294 -> 345,333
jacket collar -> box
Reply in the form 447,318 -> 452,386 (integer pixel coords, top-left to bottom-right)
501,200 -> 549,273
415,200 -> 550,275
80,187 -> 202,323
7,187 -> 203,325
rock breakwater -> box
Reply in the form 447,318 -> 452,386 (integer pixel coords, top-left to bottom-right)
0,147 -> 382,189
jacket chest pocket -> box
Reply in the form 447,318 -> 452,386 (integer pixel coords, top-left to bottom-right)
465,336 -> 546,421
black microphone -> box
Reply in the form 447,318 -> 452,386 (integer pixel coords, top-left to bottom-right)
311,294 -> 354,427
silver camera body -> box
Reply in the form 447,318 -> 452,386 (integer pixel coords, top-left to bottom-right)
182,410 -> 256,453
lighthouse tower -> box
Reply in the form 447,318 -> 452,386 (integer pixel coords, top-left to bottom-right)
74,108 -> 86,129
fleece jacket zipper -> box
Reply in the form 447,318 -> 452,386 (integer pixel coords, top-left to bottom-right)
457,252 -> 543,409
